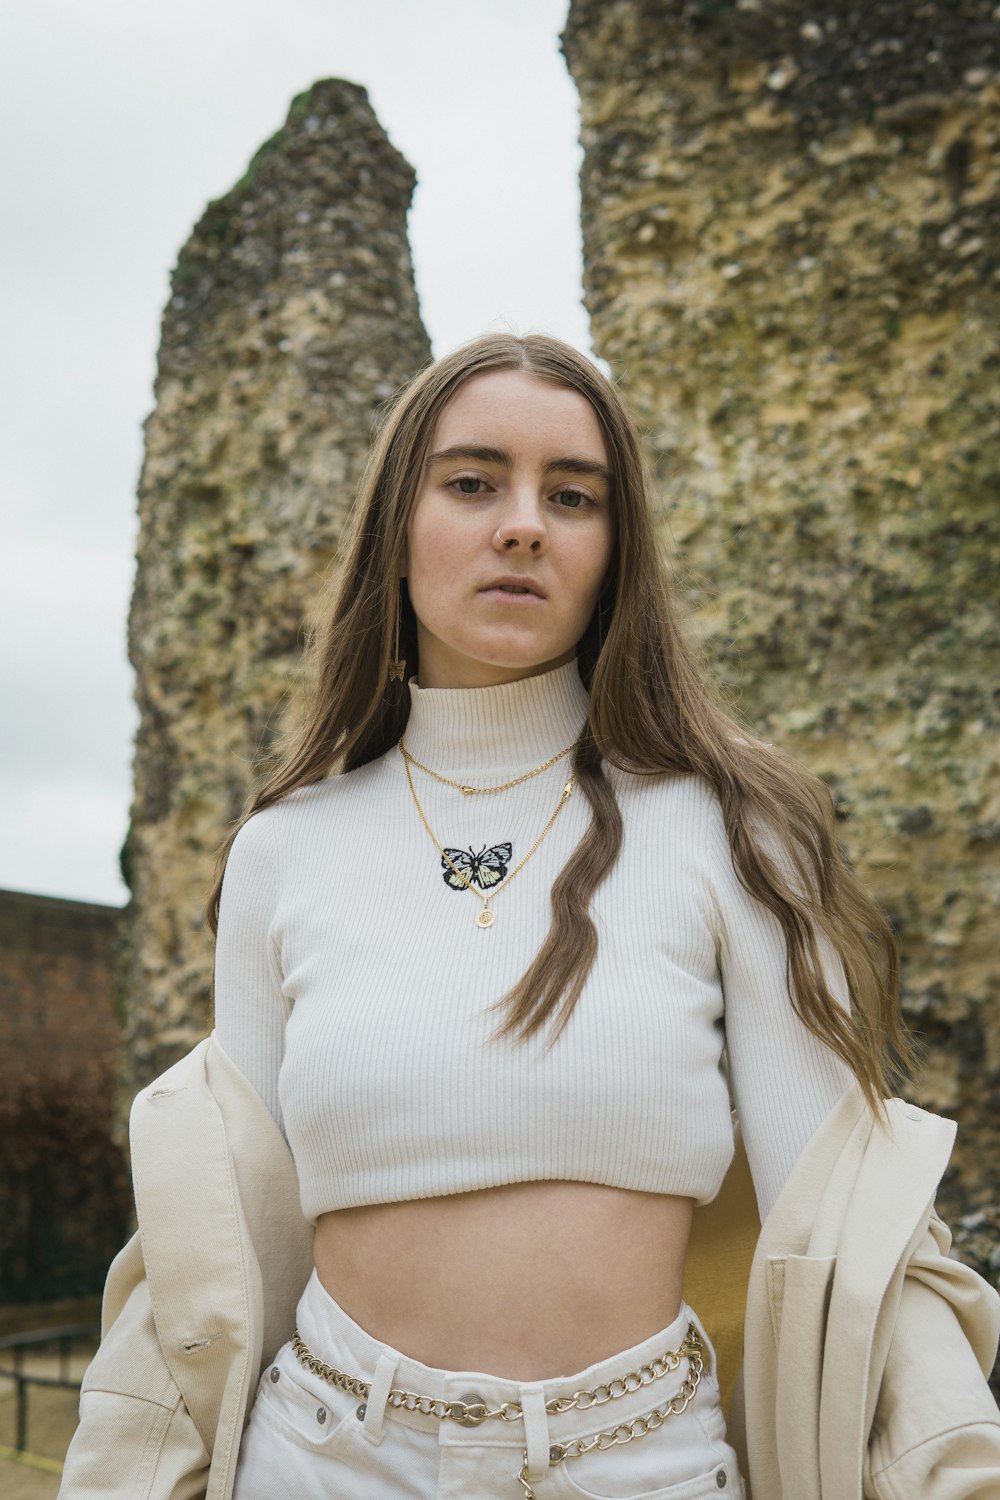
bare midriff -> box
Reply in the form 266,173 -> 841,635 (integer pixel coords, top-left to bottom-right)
313,1181 -> 694,1381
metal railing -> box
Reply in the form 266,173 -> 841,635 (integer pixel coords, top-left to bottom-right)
0,1322 -> 97,1457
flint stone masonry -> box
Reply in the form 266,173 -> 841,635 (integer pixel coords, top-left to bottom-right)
563,0 -> 1000,1264
123,79 -> 431,1097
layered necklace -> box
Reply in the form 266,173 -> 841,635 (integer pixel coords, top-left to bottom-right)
399,739 -> 575,797
399,736 -> 577,928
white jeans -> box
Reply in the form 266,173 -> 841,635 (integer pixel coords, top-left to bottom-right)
233,1271 -> 745,1499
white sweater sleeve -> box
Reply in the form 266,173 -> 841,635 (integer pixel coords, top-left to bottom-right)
212,808 -> 289,1131
706,806 -> 854,1222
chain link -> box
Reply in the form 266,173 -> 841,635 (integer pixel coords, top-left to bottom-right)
290,1332 -> 369,1400
517,1334 -> 705,1499
292,1324 -> 705,1498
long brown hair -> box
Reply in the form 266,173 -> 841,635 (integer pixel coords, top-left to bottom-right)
208,332 -> 911,1110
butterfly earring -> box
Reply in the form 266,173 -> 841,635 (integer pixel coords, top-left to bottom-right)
388,609 -> 406,683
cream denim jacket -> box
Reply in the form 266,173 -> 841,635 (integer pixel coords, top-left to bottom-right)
60,1037 -> 1000,1500
731,1088 -> 1000,1498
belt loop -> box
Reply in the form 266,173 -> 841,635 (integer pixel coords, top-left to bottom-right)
520,1384 -> 550,1485
361,1351 -> 398,1445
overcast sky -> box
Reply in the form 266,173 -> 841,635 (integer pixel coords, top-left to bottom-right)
1,0 -> 589,906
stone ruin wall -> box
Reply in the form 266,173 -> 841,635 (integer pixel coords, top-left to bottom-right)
563,0 -> 1000,1273
124,25 -> 998,1288
122,80 -> 431,1097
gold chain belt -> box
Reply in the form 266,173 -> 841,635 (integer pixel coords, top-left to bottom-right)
290,1324 -> 706,1499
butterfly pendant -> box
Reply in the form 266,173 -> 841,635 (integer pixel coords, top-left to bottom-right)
441,842 -> 512,891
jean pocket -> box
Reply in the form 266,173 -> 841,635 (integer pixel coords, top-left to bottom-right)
546,1456 -> 737,1500
543,1401 -> 739,1500
249,1340 -> 363,1457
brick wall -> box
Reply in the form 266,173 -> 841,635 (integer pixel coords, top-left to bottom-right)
0,889 -> 131,1302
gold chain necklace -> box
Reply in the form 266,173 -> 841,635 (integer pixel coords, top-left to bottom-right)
398,736 -> 576,796
401,753 -> 574,928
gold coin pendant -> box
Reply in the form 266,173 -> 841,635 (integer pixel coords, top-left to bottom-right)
475,909 -> 496,929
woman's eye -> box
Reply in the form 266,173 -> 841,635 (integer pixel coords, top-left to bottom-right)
554,489 -> 592,509
452,476 -> 487,495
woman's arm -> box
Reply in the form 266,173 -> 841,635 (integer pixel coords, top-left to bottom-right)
213,808 -> 290,1130
706,802 -> 854,1222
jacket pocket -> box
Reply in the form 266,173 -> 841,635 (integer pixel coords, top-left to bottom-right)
60,1386 -> 210,1499
60,1267 -> 212,1499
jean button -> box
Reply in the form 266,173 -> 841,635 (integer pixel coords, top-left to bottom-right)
454,1391 -> 488,1426
716,1471 -> 727,1489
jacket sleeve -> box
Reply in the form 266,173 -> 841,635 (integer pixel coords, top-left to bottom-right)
59,1232 -> 211,1500
864,1216 -> 1000,1500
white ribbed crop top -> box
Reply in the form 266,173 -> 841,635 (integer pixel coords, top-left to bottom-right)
213,662 -> 851,1225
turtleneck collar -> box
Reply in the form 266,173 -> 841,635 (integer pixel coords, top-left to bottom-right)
402,662 -> 589,776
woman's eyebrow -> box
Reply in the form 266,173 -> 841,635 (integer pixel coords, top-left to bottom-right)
546,455 -> 612,483
424,444 -> 611,483
424,444 -> 511,469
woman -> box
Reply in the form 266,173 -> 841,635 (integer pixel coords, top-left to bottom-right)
64,333 -> 999,1500
211,327 -> 896,1500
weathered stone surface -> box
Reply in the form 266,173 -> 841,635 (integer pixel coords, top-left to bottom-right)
564,0 -> 1000,1274
123,80 -> 431,1096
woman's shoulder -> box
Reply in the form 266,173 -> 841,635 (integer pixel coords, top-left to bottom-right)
243,756 -> 393,838
611,764 -> 724,819
223,759 -> 393,896
610,766 -> 730,862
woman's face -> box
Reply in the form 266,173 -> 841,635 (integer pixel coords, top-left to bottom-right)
404,368 -> 615,690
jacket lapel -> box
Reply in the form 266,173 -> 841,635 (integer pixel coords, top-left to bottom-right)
204,1036 -> 313,1369
741,1087 -> 868,1494
129,1036 -> 311,1499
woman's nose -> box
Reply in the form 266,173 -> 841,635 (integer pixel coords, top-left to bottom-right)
492,498 -> 546,554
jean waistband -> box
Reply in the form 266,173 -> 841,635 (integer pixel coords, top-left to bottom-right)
294,1269 -> 719,1451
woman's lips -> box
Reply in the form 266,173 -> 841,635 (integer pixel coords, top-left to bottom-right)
479,577 -> 546,602
478,585 -> 545,603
